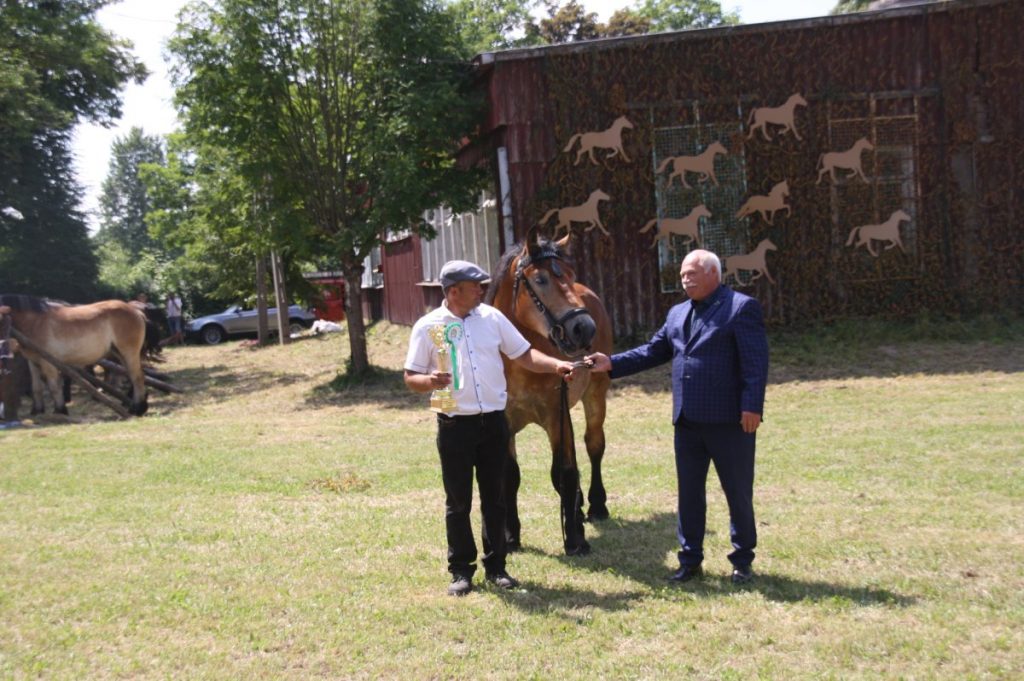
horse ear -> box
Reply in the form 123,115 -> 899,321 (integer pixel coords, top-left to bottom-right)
555,231 -> 574,256
525,225 -> 542,260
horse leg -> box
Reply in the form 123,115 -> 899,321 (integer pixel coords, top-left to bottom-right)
37,361 -> 67,415
117,348 -> 149,416
582,381 -> 609,521
27,360 -> 48,414
546,417 -> 589,556
504,434 -> 523,551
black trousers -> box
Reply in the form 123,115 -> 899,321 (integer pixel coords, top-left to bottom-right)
674,419 -> 757,568
436,410 -> 510,577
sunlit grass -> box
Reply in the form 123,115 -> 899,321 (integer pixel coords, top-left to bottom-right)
1,319 -> 1021,678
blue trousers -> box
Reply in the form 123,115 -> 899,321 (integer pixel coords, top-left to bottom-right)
674,419 -> 757,568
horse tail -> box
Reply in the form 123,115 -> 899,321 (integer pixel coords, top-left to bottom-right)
736,202 -> 750,219
655,157 -> 671,174
638,219 -> 657,234
562,134 -> 581,153
538,208 -> 558,225
747,108 -> 756,125
846,226 -> 859,246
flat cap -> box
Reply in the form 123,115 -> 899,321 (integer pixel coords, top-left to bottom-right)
439,260 -> 490,289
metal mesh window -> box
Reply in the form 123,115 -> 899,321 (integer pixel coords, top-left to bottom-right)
825,96 -> 921,281
652,120 -> 748,293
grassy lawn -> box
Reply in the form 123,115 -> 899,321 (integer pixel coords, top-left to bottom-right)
1,320 -> 1021,679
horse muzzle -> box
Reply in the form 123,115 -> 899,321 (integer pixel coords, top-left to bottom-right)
549,307 -> 596,356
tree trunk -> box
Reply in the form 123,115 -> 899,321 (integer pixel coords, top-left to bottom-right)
270,249 -> 290,345
255,253 -> 269,346
344,268 -> 369,375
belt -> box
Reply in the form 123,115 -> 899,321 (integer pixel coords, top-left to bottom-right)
437,410 -> 504,421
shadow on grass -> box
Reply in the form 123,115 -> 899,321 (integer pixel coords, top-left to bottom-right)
304,364 -> 420,411
497,511 -> 914,616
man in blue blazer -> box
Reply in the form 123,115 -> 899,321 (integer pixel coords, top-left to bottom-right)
587,249 -> 769,584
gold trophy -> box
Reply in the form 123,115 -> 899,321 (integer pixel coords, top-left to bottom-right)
429,323 -> 462,413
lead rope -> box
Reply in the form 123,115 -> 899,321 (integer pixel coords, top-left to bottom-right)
557,374 -> 583,551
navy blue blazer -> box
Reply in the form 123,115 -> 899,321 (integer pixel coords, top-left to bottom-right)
610,285 -> 769,425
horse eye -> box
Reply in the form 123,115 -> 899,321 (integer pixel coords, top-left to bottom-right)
533,274 -> 548,286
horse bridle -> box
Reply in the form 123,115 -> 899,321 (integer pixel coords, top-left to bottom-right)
512,247 -> 590,357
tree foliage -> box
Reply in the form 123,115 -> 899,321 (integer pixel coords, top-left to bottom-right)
446,0 -> 538,55
96,127 -> 165,258
0,0 -> 145,300
524,0 -> 737,45
169,0 -> 485,373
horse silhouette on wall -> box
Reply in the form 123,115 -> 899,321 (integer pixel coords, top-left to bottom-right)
746,93 -> 808,141
537,190 -> 611,237
638,205 -> 711,251
655,141 -> 727,189
736,181 -> 791,225
723,239 -> 778,286
817,137 -> 874,184
846,209 -> 911,256
562,116 -> 634,166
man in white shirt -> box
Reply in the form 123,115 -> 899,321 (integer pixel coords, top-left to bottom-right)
165,293 -> 183,345
404,260 -> 575,596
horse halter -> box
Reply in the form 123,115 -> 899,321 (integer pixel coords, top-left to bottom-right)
512,247 -> 591,357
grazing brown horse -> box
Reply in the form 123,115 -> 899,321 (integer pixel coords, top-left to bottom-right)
485,231 -> 613,555
0,295 -> 149,416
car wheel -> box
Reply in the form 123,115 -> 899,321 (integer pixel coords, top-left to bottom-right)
201,324 -> 225,345
288,319 -> 305,336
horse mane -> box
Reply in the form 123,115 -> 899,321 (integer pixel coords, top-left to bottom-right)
0,294 -> 53,313
484,237 -> 572,306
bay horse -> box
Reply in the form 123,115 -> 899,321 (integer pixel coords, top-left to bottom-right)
0,295 -> 149,416
485,231 -> 613,555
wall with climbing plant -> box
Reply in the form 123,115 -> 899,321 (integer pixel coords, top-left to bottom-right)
478,0 -> 1022,335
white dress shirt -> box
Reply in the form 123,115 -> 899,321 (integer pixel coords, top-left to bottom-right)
405,301 -> 530,415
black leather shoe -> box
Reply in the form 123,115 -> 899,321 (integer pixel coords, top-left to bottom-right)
485,571 -> 519,589
667,565 -> 703,583
731,565 -> 754,585
447,574 -> 473,596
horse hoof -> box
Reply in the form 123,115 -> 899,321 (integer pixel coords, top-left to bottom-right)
506,539 -> 522,553
564,541 -> 591,556
586,507 -> 610,522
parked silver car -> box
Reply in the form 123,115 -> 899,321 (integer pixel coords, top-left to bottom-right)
185,304 -> 317,345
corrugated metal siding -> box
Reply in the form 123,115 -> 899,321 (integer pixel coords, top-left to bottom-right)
381,235 -> 428,326
481,0 -> 1023,336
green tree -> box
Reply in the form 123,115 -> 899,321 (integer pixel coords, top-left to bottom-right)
525,0 -> 600,44
831,0 -> 874,13
602,8 -> 651,37
446,0 -> 538,55
96,127 -> 165,258
0,0 -> 146,298
634,0 -> 739,31
169,0 -> 485,375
